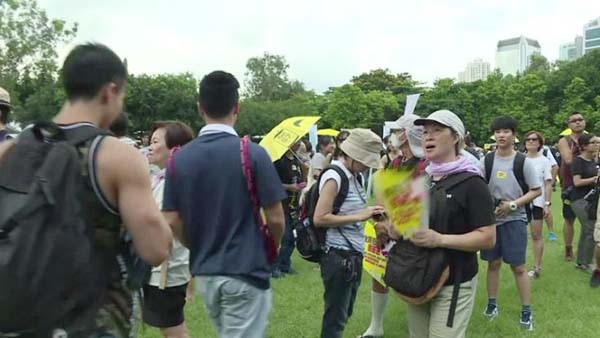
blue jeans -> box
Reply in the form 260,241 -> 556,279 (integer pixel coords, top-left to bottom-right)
273,214 -> 295,272
196,276 -> 272,338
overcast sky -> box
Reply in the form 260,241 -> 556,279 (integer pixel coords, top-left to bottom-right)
40,0 -> 600,93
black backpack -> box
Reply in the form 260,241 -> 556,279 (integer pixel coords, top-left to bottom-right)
0,122 -> 109,335
384,172 -> 477,328
295,165 -> 355,262
484,151 -> 531,220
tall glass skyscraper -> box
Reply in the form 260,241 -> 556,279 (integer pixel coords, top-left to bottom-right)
584,17 -> 600,55
495,36 -> 541,76
559,36 -> 583,61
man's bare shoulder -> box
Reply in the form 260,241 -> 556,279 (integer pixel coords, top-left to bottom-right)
0,140 -> 15,161
96,136 -> 148,176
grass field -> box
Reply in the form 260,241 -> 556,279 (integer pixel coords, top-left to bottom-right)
142,191 -> 600,338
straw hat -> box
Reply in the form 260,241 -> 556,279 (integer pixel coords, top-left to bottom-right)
340,128 -> 383,169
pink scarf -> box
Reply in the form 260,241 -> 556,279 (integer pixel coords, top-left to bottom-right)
426,155 -> 483,177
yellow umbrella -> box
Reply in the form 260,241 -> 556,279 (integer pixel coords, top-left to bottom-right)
259,116 -> 321,161
317,128 -> 340,137
560,128 -> 572,136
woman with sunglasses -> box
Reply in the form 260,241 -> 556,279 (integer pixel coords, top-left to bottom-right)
523,131 -> 553,278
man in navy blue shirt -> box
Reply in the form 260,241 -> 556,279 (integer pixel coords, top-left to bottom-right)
163,71 -> 286,338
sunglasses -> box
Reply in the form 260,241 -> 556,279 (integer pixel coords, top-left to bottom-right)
525,138 -> 539,142
569,118 -> 584,123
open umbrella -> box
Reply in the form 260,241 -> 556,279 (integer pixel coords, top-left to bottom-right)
317,128 -> 340,137
259,116 -> 321,161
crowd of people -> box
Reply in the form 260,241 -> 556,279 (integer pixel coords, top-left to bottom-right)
0,42 -> 599,338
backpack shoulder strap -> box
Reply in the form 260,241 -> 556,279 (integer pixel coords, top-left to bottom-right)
416,158 -> 428,175
435,172 -> 479,193
484,152 -> 494,183
513,152 -> 528,192
324,165 -> 350,214
389,156 -> 402,169
28,121 -> 112,147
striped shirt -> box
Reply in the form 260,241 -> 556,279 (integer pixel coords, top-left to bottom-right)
318,160 -> 367,252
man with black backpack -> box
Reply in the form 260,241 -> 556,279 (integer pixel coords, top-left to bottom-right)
0,43 -> 173,338
481,116 -> 541,331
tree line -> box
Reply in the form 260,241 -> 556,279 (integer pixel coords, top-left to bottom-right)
2,0 -> 600,145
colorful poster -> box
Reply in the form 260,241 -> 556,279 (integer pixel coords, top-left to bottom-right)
372,169 -> 429,238
363,220 -> 389,286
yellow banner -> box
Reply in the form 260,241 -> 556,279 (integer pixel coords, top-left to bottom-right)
363,220 -> 388,286
372,169 -> 428,238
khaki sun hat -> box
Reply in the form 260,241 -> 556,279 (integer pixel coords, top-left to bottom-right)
340,128 -> 384,169
0,87 -> 11,108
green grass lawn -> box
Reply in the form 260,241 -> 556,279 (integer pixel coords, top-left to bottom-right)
142,191 -> 600,337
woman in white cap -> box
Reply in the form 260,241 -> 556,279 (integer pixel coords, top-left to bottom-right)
313,128 -> 385,338
358,114 -> 426,338
390,110 -> 496,338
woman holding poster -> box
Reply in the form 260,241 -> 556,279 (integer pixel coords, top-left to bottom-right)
388,110 -> 496,338
358,114 -> 426,338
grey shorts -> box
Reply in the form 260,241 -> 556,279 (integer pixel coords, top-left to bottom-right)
481,220 -> 527,266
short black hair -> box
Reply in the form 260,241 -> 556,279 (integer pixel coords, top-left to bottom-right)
318,136 -> 334,151
199,71 -> 240,119
62,43 -> 128,101
567,111 -> 584,123
578,133 -> 596,148
491,116 -> 518,134
109,112 -> 130,137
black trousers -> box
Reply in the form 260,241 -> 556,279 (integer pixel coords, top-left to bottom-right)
319,249 -> 363,338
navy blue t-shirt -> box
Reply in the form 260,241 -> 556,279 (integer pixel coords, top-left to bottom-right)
162,132 -> 286,289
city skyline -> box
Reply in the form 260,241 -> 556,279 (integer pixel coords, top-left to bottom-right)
39,0 -> 600,92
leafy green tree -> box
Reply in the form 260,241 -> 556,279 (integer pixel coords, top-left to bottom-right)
0,0 -> 77,123
322,85 -> 398,131
126,73 -> 199,132
243,52 -> 306,101
237,93 -> 319,136
504,74 -> 551,135
351,68 -> 419,95
0,0 -> 76,100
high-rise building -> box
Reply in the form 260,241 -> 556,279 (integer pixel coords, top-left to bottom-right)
559,36 -> 583,61
584,17 -> 600,55
495,36 -> 541,75
457,58 -> 491,83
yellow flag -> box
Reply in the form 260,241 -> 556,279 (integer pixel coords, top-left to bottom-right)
373,169 -> 429,238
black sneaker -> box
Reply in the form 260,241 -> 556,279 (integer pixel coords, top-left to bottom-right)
284,268 -> 298,275
575,262 -> 588,271
483,303 -> 498,321
520,311 -> 533,331
590,270 -> 600,288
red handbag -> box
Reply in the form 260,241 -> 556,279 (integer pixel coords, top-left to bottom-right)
240,136 -> 279,264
